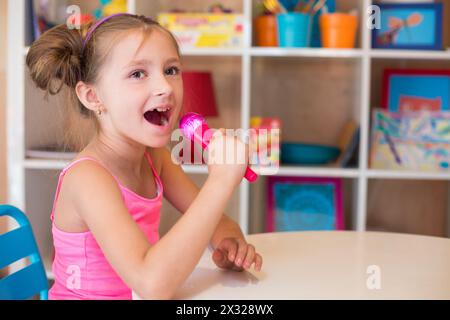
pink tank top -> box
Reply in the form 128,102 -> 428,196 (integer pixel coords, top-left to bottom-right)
48,152 -> 163,300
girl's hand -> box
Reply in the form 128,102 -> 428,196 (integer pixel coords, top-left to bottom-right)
206,129 -> 249,188
211,237 -> 262,272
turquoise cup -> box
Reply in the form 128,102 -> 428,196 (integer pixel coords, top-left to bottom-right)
276,13 -> 311,47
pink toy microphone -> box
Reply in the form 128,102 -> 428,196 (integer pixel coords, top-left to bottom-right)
179,112 -> 258,183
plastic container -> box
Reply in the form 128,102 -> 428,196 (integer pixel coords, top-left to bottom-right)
276,12 -> 311,48
319,13 -> 358,49
280,143 -> 341,165
254,15 -> 278,47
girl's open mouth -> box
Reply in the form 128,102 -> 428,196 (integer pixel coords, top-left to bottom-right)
144,107 -> 172,126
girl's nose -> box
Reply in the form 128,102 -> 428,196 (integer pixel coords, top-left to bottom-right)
152,75 -> 173,97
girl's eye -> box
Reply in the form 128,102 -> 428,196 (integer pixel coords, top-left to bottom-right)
165,66 -> 180,76
130,70 -> 146,79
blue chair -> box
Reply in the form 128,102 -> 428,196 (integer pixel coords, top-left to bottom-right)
0,205 -> 49,300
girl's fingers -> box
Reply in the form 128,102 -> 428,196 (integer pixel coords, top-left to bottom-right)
254,253 -> 263,271
242,244 -> 255,269
215,238 -> 262,272
217,238 -> 238,262
212,248 -> 227,267
234,239 -> 248,267
224,239 -> 239,262
227,242 -> 238,262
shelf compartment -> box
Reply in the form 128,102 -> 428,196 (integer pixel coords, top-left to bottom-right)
251,57 -> 362,169
370,0 -> 450,51
367,178 -> 449,237
181,56 -> 242,129
25,0 -> 99,47
249,176 -> 357,234
370,58 -> 450,111
368,59 -> 450,171
251,0 -> 364,49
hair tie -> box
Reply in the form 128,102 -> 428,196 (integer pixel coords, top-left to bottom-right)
82,13 -> 132,50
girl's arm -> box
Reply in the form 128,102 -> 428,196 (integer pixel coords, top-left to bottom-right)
157,147 -> 262,271
67,158 -> 235,299
157,146 -> 243,247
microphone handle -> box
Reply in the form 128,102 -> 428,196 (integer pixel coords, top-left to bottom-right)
192,124 -> 258,183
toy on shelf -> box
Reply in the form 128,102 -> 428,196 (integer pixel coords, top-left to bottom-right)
250,117 -> 280,174
263,0 -> 288,14
255,0 -> 337,48
157,8 -> 244,48
372,2 -> 443,50
181,71 -> 218,117
370,109 -> 450,171
382,69 -> 450,112
93,0 -> 128,19
267,176 -> 344,232
335,120 -> 360,168
177,71 -> 217,165
280,142 -> 340,165
28,0 -> 68,42
319,10 -> 358,48
208,3 -> 233,14
254,12 -> 278,47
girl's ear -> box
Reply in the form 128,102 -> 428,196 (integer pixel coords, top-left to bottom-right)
75,81 -> 102,113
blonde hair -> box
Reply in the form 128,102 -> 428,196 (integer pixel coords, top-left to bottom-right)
26,14 -> 180,151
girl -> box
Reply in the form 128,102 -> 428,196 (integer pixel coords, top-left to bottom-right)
26,13 -> 262,300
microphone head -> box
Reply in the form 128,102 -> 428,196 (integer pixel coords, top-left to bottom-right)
179,112 -> 207,140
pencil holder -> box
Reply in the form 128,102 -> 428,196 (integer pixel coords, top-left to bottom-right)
276,12 -> 311,47
319,13 -> 358,48
255,14 -> 278,47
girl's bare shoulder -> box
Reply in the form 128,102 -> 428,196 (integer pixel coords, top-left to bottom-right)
54,152 -> 121,232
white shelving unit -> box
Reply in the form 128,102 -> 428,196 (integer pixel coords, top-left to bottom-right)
7,0 -> 450,279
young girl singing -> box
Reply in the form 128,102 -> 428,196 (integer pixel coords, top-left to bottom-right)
26,13 -> 262,300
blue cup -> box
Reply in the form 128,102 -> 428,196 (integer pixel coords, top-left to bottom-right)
276,13 -> 311,47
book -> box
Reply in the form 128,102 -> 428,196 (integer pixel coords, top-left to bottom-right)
335,120 -> 360,168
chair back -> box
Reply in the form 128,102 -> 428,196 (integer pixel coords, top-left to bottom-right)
0,205 -> 49,300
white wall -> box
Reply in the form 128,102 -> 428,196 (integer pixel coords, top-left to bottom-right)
0,0 -> 7,278
0,0 -> 6,204
0,1 -> 7,203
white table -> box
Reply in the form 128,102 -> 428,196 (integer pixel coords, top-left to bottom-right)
134,231 -> 450,300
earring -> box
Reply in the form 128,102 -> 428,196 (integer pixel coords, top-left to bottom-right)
97,109 -> 102,116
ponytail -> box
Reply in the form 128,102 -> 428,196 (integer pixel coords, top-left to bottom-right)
26,24 -> 85,95
26,23 -> 94,151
